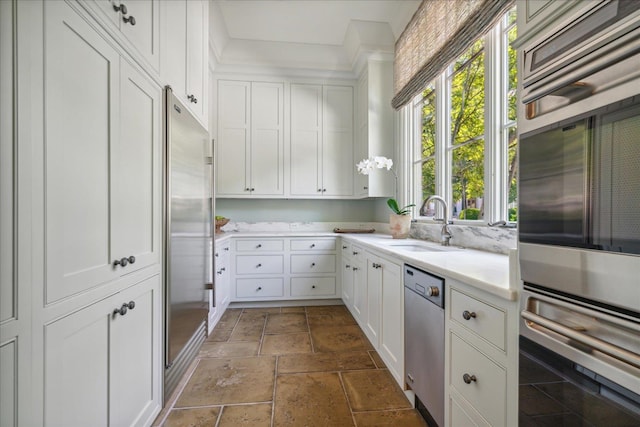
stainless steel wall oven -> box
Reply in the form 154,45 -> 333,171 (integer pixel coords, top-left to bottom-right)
518,1 -> 640,423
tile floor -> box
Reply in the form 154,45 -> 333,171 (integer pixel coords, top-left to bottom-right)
156,305 -> 427,427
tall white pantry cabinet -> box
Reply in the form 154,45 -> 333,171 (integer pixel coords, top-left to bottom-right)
0,0 -> 208,426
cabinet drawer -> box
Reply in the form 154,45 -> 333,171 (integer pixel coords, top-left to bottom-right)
290,254 -> 336,274
236,278 -> 283,298
450,289 -> 506,350
236,255 -> 283,274
450,333 -> 506,427
236,239 -> 284,252
290,277 -> 336,297
290,238 -> 336,251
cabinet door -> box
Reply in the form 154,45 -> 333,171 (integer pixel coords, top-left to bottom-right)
341,258 -> 354,308
290,84 -> 322,196
251,82 -> 284,195
44,296 -> 114,427
44,0 -> 120,303
113,61 -> 161,274
111,275 -> 162,427
322,86 -> 353,196
0,6 -> 17,423
355,72 -> 369,197
351,256 -> 366,323
160,0 -> 187,96
88,0 -> 160,71
379,257 -> 403,383
217,81 -> 250,195
119,0 -> 159,70
365,255 -> 382,347
186,0 -> 207,124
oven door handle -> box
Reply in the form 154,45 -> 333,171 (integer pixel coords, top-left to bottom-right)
521,310 -> 640,370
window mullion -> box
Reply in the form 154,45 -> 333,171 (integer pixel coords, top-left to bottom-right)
485,23 -> 503,224
437,71 -> 450,220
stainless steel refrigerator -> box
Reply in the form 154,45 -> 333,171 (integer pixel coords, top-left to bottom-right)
163,87 -> 211,400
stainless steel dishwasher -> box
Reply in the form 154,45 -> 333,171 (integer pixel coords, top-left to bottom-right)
404,264 -> 445,427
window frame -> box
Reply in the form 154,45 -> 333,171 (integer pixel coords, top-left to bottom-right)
407,12 -> 517,227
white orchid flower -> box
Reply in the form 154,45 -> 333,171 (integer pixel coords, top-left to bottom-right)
356,158 -> 374,175
374,156 -> 393,170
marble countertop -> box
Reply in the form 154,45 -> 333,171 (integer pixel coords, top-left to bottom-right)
214,231 -> 518,301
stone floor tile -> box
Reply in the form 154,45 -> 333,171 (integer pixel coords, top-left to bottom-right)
265,313 -> 308,334
353,409 -> 428,426
228,318 -> 266,342
162,406 -> 220,427
175,357 -> 275,407
281,306 -> 306,313
278,351 -> 377,374
261,332 -> 312,355
218,403 -> 272,426
274,372 -> 354,426
199,341 -> 259,358
342,370 -> 412,411
305,305 -> 349,315
207,327 -> 233,342
219,308 -> 243,324
310,324 -> 373,353
307,310 -> 357,327
243,307 -> 282,314
369,351 -> 386,369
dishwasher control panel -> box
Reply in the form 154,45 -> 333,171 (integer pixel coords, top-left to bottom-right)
404,265 -> 445,308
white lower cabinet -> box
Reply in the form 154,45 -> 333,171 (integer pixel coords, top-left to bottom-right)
44,275 -> 162,427
340,241 -> 354,307
209,239 -> 231,333
445,280 -> 518,427
378,255 -> 403,383
340,239 -> 404,386
230,237 -> 340,301
350,246 -> 366,322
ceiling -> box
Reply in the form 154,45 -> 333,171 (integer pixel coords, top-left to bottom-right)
209,0 -> 421,75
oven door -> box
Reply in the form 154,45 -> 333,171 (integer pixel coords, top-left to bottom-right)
519,287 -> 640,427
519,97 -> 640,315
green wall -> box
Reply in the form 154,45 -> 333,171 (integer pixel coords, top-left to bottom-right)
216,198 -> 391,223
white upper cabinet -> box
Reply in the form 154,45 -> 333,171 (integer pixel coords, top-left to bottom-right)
217,80 -> 284,197
185,0 -> 208,123
84,0 -> 160,72
290,84 -> 354,197
44,1 -> 161,304
355,60 -> 395,198
160,0 -> 209,128
290,84 -> 322,196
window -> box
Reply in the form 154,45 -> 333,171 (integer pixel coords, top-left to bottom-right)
411,9 -> 517,224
